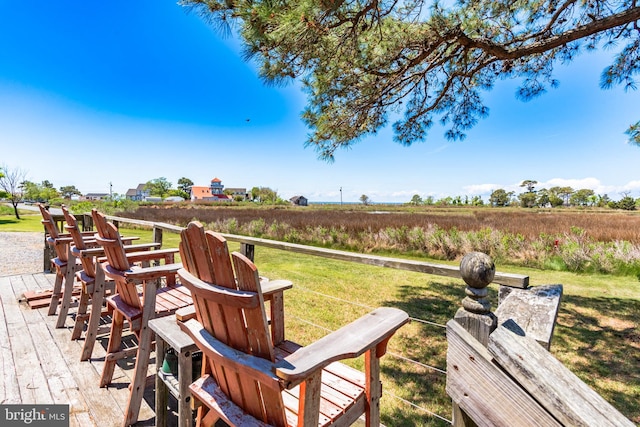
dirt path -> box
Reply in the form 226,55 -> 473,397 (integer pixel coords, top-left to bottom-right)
0,232 -> 43,276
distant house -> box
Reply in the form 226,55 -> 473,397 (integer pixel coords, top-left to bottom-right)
290,195 -> 308,206
143,196 -> 162,203
226,187 -> 248,200
125,184 -> 150,201
191,177 -> 232,202
164,196 -> 185,203
83,193 -> 109,201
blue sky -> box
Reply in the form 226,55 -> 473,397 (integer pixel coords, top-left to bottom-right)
1,1 -> 639,203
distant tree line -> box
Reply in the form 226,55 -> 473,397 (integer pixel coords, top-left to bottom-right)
3,162 -> 638,213
409,180 -> 639,210
410,194 -> 485,207
0,166 -> 286,206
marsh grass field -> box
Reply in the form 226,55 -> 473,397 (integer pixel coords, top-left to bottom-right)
127,204 -> 640,242
2,204 -> 639,425
127,204 -> 640,277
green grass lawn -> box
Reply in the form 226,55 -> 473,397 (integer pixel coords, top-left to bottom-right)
2,210 -> 638,425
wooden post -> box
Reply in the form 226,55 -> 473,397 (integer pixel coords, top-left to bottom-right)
153,226 -> 164,247
153,227 -> 164,267
82,213 -> 93,232
42,228 -> 53,273
240,243 -> 255,262
452,252 -> 498,427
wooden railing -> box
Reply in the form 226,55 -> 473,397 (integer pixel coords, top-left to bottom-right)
448,252 -> 635,427
41,213 -> 634,426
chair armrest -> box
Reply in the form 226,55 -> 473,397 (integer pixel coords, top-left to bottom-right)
262,280 -> 293,297
123,248 -> 179,264
77,247 -> 107,258
123,242 -> 162,252
102,262 -> 181,282
49,236 -> 74,244
175,305 -> 196,321
123,262 -> 182,281
71,246 -> 92,258
275,307 -> 409,388
121,236 -> 141,243
76,242 -> 162,259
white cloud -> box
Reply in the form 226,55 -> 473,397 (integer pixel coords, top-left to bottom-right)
463,184 -> 501,195
541,177 -> 604,191
391,189 -> 424,198
465,178 -> 640,199
621,180 -> 640,192
463,178 -> 622,198
536,177 -> 638,197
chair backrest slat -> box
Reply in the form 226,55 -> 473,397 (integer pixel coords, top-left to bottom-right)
39,203 -> 68,261
180,223 -> 229,343
232,252 -> 273,359
179,222 -> 215,282
38,203 -> 60,238
62,206 -> 96,277
92,209 -> 142,309
92,210 -> 130,271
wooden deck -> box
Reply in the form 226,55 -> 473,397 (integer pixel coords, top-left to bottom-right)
0,272 -> 181,427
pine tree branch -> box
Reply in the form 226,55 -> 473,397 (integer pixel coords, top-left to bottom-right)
456,6 -> 640,59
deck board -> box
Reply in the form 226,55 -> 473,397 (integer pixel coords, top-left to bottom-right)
0,274 -> 53,405
0,272 -> 175,427
0,277 -> 21,403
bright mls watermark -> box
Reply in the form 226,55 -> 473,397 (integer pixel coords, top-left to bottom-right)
1,405 -> 69,426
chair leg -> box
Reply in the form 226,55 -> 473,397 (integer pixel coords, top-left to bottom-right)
123,317 -> 155,426
81,268 -> 106,361
56,261 -> 78,328
100,309 -> 125,387
122,279 -> 160,426
200,410 -> 219,427
365,348 -> 382,427
71,283 -> 90,340
47,265 -> 66,316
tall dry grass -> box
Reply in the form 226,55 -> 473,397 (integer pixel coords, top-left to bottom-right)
122,205 -> 640,276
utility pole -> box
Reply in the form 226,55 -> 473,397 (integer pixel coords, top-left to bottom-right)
340,187 -> 343,206
109,182 -> 113,200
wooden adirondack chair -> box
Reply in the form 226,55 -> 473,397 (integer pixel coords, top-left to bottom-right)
38,203 -> 94,317
91,209 -> 193,426
177,221 -> 409,427
46,205 -> 142,329
61,207 -> 163,360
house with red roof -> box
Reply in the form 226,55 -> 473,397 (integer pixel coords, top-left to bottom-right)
190,177 -> 233,202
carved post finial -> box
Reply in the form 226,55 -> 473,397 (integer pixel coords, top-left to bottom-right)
454,252 -> 497,347
459,252 -> 495,314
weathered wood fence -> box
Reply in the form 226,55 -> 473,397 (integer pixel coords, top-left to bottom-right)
41,213 -> 635,426
448,252 -> 634,427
